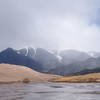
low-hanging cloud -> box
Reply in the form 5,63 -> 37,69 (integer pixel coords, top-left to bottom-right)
0,0 -> 100,51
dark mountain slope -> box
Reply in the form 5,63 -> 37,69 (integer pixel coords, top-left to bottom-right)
73,67 -> 100,76
0,48 -> 42,71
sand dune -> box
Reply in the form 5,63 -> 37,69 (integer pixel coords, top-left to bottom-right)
52,73 -> 100,83
0,64 -> 59,83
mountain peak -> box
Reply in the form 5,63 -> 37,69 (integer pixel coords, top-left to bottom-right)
0,48 -> 17,54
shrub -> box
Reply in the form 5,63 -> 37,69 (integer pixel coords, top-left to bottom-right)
22,78 -> 30,83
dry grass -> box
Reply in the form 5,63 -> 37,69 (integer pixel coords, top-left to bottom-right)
52,73 -> 100,83
0,64 -> 60,83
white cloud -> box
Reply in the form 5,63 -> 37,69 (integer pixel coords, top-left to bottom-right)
0,0 -> 100,51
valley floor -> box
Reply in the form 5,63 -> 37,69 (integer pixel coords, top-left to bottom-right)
0,82 -> 100,100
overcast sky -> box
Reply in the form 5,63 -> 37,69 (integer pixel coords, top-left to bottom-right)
0,0 -> 100,51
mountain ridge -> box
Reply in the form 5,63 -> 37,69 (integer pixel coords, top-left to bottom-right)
1,47 -> 100,76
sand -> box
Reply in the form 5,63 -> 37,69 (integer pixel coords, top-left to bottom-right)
0,64 -> 59,83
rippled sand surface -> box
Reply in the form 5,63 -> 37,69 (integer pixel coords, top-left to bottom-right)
0,83 -> 100,100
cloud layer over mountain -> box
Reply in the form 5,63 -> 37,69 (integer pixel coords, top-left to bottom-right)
0,0 -> 100,51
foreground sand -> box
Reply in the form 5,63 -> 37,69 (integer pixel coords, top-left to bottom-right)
0,64 -> 60,83
52,73 -> 100,83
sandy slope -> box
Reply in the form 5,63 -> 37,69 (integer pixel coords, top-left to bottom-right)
53,73 -> 100,83
0,64 -> 59,83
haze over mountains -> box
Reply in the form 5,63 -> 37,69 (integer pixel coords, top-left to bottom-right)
0,47 -> 100,76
